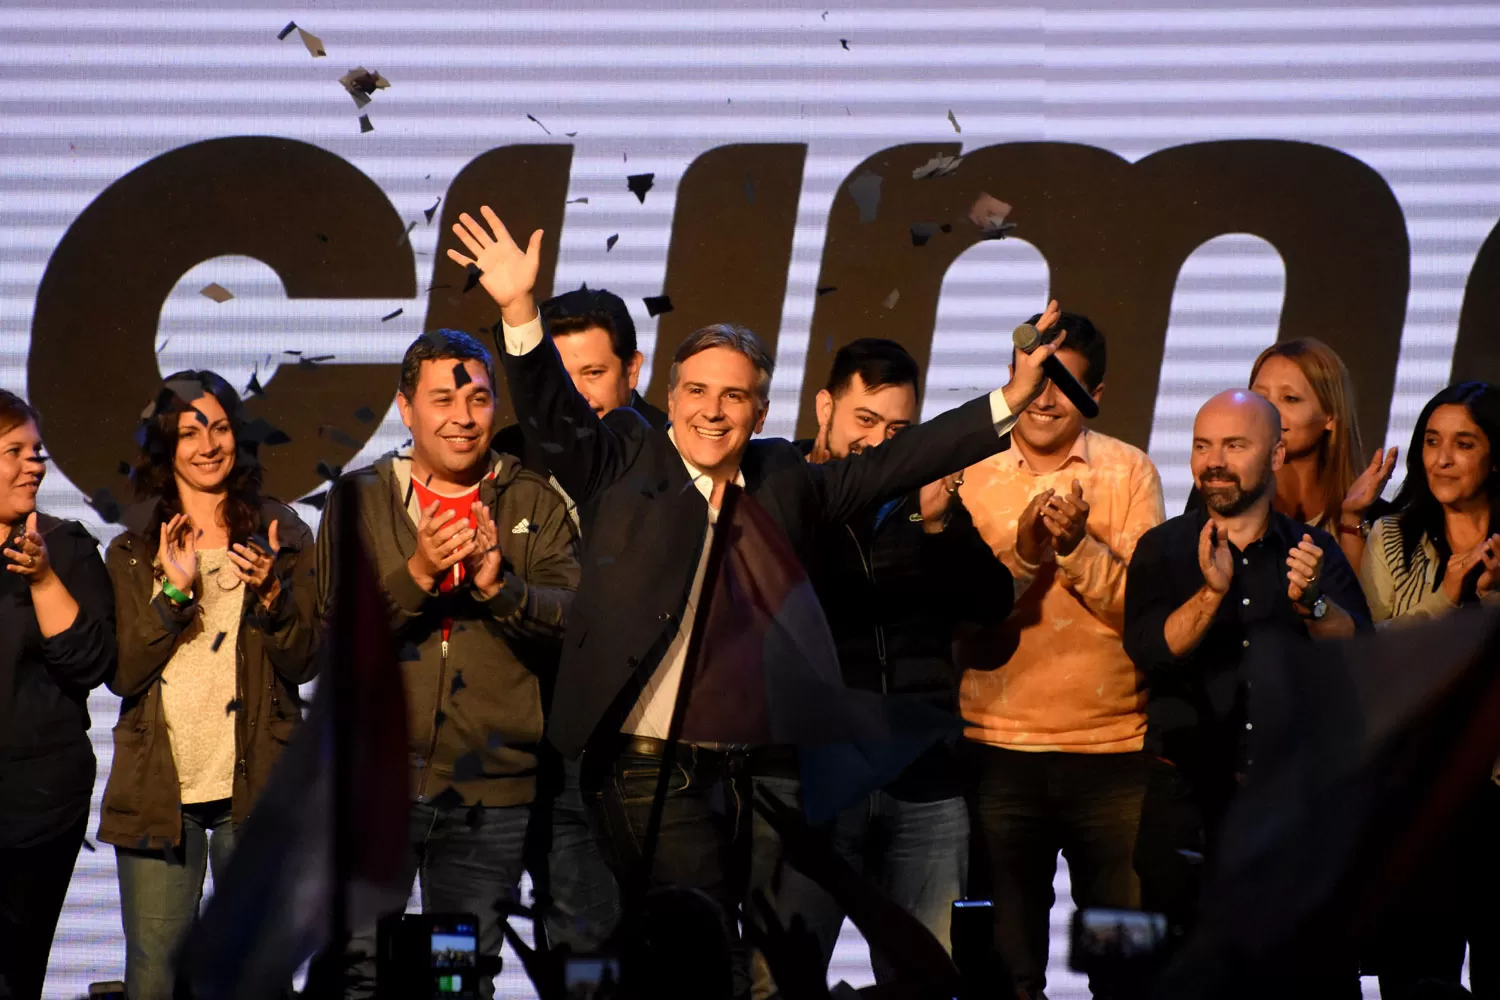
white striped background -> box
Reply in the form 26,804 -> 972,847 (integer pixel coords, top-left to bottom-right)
3,1 -> 1495,995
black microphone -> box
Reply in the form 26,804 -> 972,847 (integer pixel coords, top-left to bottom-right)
1011,323 -> 1100,419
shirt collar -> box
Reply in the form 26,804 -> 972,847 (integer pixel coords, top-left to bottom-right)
667,426 -> 746,504
1008,428 -> 1091,472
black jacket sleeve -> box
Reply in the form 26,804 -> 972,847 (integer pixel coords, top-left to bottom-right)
502,330 -> 652,507
37,521 -> 116,691
797,396 -> 1006,528
1123,525 -> 1180,676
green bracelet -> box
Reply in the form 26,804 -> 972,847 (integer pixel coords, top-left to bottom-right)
161,580 -> 193,605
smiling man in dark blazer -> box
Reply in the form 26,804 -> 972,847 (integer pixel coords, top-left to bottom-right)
448,205 -> 1064,995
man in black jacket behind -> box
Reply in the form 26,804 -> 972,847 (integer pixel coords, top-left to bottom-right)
490,285 -> 660,954
447,206 -> 1063,997
754,339 -> 1014,993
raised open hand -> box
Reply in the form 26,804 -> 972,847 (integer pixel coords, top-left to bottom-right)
157,513 -> 198,599
1286,533 -> 1324,605
446,206 -> 544,323
1040,478 -> 1089,557
229,519 -> 282,607
1198,520 -> 1233,595
1343,445 -> 1399,517
465,502 -> 505,601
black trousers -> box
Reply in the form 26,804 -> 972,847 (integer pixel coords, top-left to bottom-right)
0,813 -> 87,1000
580,738 -> 794,1000
965,744 -> 1148,1000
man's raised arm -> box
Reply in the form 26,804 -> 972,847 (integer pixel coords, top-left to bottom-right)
800,302 -> 1068,526
448,207 -> 646,504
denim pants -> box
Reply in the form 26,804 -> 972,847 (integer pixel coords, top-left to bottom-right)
749,776 -> 969,998
344,799 -> 530,1000
115,799 -> 236,1000
529,757 -> 621,953
967,745 -> 1147,1000
582,746 -> 761,999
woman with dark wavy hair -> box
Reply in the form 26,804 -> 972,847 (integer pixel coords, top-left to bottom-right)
99,371 -> 319,999
0,388 -> 115,1000
1357,380 -> 1500,997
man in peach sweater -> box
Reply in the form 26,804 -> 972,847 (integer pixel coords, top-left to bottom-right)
957,312 -> 1165,1000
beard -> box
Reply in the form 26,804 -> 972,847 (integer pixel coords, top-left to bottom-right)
1198,464 -> 1272,517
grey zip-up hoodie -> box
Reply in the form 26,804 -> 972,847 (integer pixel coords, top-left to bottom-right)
316,448 -> 579,807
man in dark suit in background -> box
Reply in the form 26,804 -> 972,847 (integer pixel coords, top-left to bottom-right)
448,205 -> 1065,997
490,286 -> 661,957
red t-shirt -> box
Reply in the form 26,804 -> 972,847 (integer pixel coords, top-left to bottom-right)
411,479 -> 481,643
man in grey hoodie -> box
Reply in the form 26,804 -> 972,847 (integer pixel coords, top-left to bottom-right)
317,329 -> 580,999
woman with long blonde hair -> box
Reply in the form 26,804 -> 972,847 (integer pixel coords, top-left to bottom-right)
1245,339 -> 1397,569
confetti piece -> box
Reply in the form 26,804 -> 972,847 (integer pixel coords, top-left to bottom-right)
846,170 -> 882,224
969,193 -> 1017,239
565,131 -> 578,138
912,154 -> 963,180
452,362 -> 472,389
200,283 -> 233,303
297,27 -> 325,57
527,113 -> 551,134
840,38 -> 849,50
450,671 -> 467,696
396,220 -> 416,246
567,197 -> 589,205
87,488 -> 122,524
358,114 -> 373,133
424,197 -> 441,223
463,262 -> 482,293
354,406 -> 377,423
606,234 -> 619,251
338,67 -> 390,109
318,425 -> 360,449
277,22 -> 297,41
948,109 -> 962,133
910,222 -> 942,247
211,632 -> 227,652
316,461 -> 342,482
816,286 -> 838,296
626,173 -> 655,203
225,698 -> 243,715
245,370 -> 266,398
881,289 -> 900,310
299,490 -> 329,511
381,308 -> 403,322
643,295 -> 674,318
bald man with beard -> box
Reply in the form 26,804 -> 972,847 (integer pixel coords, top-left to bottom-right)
1123,390 -> 1371,943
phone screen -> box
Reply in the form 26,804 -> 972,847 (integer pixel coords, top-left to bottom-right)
430,926 -> 478,996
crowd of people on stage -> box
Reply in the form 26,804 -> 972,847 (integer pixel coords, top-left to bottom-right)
3,201 -> 1500,1000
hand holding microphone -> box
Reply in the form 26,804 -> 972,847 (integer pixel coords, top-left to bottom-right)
1010,303 -> 1100,419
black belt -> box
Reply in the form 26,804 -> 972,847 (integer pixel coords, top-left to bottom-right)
607,733 -> 800,778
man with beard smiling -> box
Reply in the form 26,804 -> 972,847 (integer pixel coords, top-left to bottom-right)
1123,389 -> 1370,940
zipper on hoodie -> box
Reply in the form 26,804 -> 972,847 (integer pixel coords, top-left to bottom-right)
419,637 -> 449,800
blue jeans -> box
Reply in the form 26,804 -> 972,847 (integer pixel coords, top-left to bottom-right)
750,779 -> 968,998
115,799 -> 236,1000
345,799 -> 530,1000
531,758 -> 621,953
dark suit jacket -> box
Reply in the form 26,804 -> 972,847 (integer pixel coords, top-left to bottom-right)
502,334 -> 1010,758
491,390 -> 668,478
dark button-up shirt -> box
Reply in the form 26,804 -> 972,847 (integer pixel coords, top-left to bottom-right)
1124,507 -> 1371,788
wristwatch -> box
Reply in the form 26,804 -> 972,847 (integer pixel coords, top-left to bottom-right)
1307,594 -> 1329,621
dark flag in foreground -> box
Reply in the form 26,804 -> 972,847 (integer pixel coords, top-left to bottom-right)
671,484 -> 960,823
1155,607 -> 1500,999
183,486 -> 411,999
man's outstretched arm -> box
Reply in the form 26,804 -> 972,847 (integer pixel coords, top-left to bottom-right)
448,207 -> 647,504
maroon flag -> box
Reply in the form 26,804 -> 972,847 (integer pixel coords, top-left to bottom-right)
665,485 -> 959,823
184,486 -> 410,999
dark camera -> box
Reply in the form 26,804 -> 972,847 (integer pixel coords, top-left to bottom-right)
564,953 -> 623,999
377,912 -> 482,999
1068,907 -> 1170,975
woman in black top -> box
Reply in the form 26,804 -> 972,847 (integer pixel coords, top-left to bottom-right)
0,389 -> 116,999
